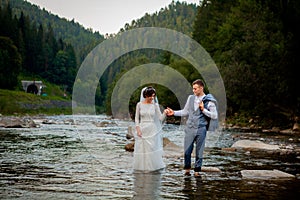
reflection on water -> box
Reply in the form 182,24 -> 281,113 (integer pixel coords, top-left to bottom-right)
0,115 -> 299,199
133,170 -> 162,200
182,177 -> 203,199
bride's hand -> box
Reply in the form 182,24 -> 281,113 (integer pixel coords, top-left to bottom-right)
137,131 -> 142,137
166,107 -> 174,116
164,109 -> 169,115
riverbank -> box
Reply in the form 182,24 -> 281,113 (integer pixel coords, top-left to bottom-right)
1,89 -> 298,131
1,113 -> 299,135
0,89 -> 72,116
165,115 -> 300,136
2,113 -> 298,134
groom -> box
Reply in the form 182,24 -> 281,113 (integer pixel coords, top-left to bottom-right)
166,79 -> 218,177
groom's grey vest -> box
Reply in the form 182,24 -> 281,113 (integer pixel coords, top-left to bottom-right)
186,95 -> 208,129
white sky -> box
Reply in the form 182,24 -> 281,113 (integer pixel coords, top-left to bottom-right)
26,0 -> 199,34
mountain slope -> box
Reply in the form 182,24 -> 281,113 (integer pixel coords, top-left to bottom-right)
119,1 -> 198,37
2,0 -> 104,65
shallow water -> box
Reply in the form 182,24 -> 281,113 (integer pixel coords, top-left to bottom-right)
0,115 -> 299,199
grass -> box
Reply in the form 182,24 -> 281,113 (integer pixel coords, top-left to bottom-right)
0,89 -> 72,116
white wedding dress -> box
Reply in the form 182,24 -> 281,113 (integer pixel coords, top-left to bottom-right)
134,102 -> 166,171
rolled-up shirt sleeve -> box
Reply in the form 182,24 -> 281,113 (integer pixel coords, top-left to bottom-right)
202,101 -> 218,119
174,95 -> 191,117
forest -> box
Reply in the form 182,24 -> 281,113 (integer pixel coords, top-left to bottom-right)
107,0 -> 300,128
0,5 -> 76,92
193,0 -> 299,127
0,0 -> 299,128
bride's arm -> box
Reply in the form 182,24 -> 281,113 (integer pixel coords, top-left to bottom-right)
135,103 -> 142,137
155,104 -> 166,122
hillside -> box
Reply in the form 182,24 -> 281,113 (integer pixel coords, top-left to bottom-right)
2,0 -> 105,65
0,88 -> 71,116
0,0 -> 199,115
4,0 -> 197,65
119,0 -> 197,37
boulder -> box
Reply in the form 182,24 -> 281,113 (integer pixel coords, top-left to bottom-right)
42,119 -> 56,124
231,140 -> 280,150
0,117 -> 38,128
94,121 -> 110,127
241,169 -> 295,179
126,125 -> 135,139
201,166 -> 221,172
125,142 -> 135,152
163,137 -> 183,158
293,122 -> 299,131
94,120 -> 117,127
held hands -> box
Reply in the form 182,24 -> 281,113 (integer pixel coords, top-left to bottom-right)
164,107 -> 174,116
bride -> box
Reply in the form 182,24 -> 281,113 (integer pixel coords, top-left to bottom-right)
134,86 -> 167,171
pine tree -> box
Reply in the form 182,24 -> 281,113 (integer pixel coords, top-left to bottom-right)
0,36 -> 22,89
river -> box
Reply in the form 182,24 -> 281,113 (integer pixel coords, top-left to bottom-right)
0,115 -> 299,199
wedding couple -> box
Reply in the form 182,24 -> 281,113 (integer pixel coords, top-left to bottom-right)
133,79 -> 218,177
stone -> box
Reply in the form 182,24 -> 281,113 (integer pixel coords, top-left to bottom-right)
94,121 -> 109,127
0,117 -> 38,128
280,129 -> 294,134
125,142 -> 134,152
42,119 -> 56,124
163,137 -> 183,158
231,140 -> 280,150
201,166 -> 221,172
241,169 -> 295,179
126,125 -> 135,139
293,122 -> 299,131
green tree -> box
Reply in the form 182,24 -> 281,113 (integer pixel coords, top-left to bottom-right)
45,45 -> 76,90
0,36 -> 22,89
192,0 -> 300,124
217,1 -> 285,114
64,44 -> 77,92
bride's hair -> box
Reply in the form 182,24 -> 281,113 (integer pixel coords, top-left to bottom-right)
143,86 -> 156,98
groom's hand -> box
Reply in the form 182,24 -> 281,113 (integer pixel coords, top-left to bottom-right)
199,101 -> 204,111
166,107 -> 174,116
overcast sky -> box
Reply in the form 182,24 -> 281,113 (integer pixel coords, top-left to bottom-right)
26,0 -> 199,34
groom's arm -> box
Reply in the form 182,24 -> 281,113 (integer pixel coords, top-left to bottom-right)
202,101 -> 218,119
173,95 -> 191,117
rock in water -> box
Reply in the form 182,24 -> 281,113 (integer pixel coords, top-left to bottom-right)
241,169 -> 295,179
232,140 -> 280,150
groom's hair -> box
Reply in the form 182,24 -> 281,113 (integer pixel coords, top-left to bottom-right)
192,79 -> 205,87
143,86 -> 156,98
